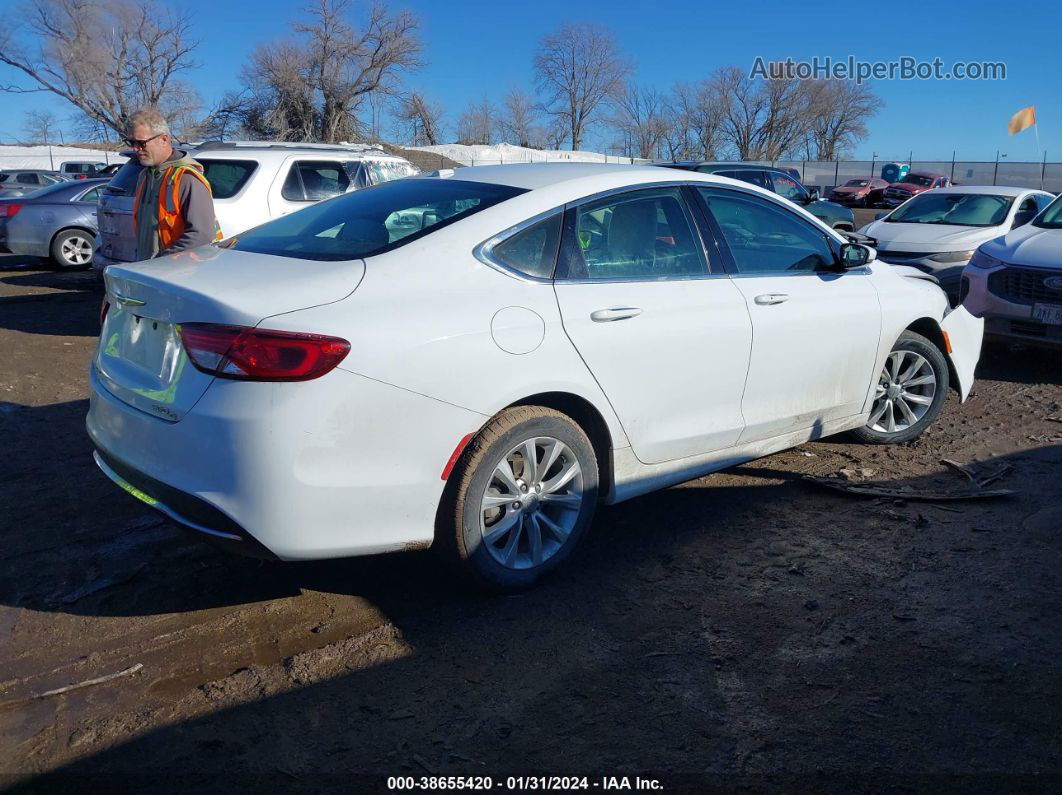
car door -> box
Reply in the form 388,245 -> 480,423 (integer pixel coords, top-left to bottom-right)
695,186 -> 881,444
553,185 -> 752,464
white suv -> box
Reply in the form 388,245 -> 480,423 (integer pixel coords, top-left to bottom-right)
94,142 -> 419,270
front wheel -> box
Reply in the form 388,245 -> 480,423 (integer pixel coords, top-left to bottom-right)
852,331 -> 949,444
437,406 -> 599,591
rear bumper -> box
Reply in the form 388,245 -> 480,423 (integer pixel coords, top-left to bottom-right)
92,447 -> 277,559
87,364 -> 485,560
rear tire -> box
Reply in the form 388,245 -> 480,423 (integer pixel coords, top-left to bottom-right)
437,406 -> 599,591
51,228 -> 93,269
853,330 -> 949,444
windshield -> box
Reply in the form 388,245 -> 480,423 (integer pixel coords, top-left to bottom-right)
230,177 -> 526,261
900,175 -> 934,187
844,180 -> 869,187
886,192 -> 1014,226
1033,195 -> 1062,229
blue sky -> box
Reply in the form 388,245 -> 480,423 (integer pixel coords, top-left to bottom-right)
0,0 -> 1056,161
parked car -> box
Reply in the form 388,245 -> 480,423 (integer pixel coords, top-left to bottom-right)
881,172 -> 951,208
96,163 -> 123,177
0,169 -> 67,196
0,195 -> 27,247
829,178 -> 890,207
3,178 -> 107,268
60,161 -> 108,179
658,162 -> 856,231
962,194 -> 1062,346
89,163 -> 982,589
857,186 -> 1054,303
93,142 -> 420,270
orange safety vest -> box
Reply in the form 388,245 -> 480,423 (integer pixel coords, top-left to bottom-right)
133,164 -> 223,251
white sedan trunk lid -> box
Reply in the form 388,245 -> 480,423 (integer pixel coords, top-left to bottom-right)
95,246 -> 364,421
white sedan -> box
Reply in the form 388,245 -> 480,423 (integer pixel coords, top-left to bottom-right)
89,164 -> 983,589
858,186 -> 1054,303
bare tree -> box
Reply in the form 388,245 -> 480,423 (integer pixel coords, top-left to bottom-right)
712,66 -> 767,160
455,98 -> 495,146
22,109 -> 60,144
533,23 -> 629,151
712,66 -> 818,161
663,80 -> 724,160
224,0 -> 422,143
497,88 -> 538,148
298,0 -> 421,142
0,0 -> 200,135
541,117 -> 568,150
804,79 -> 882,159
394,91 -> 444,145
611,82 -> 669,159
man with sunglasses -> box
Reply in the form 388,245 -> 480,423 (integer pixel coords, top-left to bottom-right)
125,108 -> 220,261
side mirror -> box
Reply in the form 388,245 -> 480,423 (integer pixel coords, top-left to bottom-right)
839,243 -> 872,269
806,187 -> 820,203
874,211 -> 887,221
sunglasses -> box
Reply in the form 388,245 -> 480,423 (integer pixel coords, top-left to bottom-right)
123,132 -> 165,148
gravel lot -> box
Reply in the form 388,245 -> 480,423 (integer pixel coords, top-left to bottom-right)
2,243 -> 1062,791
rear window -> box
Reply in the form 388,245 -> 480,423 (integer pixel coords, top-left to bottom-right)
0,174 -> 8,183
106,161 -> 143,195
230,178 -> 526,261
199,159 -> 257,199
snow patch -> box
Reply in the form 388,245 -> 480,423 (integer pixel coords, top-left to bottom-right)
0,145 -> 126,171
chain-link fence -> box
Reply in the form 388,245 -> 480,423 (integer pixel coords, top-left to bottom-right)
764,159 -> 1062,193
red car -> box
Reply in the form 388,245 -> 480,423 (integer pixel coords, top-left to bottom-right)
881,172 -> 951,208
828,178 -> 889,207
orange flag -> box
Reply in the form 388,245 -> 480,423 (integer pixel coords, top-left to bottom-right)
1008,106 -> 1036,136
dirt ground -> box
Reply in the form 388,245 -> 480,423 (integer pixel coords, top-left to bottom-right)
2,245 -> 1062,792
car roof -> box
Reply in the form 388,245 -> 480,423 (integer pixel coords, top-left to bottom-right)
916,185 -> 1047,197
422,162 -> 694,191
413,162 -> 831,207
190,141 -> 409,162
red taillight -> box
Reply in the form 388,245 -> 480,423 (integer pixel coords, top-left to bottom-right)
179,323 -> 350,382
0,203 -> 23,218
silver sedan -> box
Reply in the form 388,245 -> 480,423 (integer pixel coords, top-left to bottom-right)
3,178 -> 107,268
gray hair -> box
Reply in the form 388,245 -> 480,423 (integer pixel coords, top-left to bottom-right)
126,108 -> 170,136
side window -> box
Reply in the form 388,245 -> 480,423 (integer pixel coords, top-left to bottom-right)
199,159 -> 258,199
17,174 -> 36,184
1035,193 -> 1054,212
281,160 -> 351,202
698,188 -> 835,274
490,213 -> 562,279
770,173 -> 807,202
733,170 -> 769,189
79,187 -> 102,203
564,187 -> 707,280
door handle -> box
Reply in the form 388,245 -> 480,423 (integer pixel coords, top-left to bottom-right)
754,293 -> 789,305
590,306 -> 642,322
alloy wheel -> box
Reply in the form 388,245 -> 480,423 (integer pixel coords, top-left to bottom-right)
60,235 -> 93,266
868,350 -> 938,434
478,436 -> 584,570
